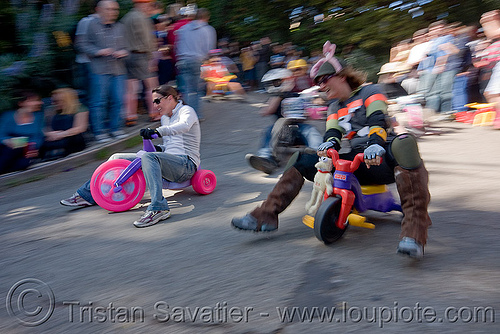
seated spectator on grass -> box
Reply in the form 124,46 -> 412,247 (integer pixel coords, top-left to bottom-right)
40,88 -> 89,161
0,90 -> 44,174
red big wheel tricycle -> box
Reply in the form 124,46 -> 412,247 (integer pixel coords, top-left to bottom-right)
303,149 -> 401,244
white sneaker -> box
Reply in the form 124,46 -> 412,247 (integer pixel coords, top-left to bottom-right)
60,193 -> 93,207
111,130 -> 127,139
133,210 -> 171,228
95,134 -> 112,143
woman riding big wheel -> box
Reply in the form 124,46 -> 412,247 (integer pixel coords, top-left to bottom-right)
60,85 -> 209,229
232,40 -> 432,259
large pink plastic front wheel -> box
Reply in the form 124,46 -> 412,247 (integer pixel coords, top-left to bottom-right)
90,159 -> 146,212
191,169 -> 217,195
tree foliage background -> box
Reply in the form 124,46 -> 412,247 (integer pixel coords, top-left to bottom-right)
0,0 -> 498,111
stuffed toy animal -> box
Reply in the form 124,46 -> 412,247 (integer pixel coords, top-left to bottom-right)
305,156 -> 334,216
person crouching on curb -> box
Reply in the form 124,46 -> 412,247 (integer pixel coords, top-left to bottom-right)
60,85 -> 201,228
231,41 -> 432,259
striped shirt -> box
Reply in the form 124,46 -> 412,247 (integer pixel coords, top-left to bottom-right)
481,40 -> 500,67
324,84 -> 388,151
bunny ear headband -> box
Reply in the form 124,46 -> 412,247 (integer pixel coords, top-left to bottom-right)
310,41 -> 344,80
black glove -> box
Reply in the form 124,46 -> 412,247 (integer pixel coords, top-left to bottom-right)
154,145 -> 163,152
140,128 -> 161,139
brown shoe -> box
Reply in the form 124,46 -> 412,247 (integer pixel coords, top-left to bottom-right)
125,119 -> 137,127
149,114 -> 162,122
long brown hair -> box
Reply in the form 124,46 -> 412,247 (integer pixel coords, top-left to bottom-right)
337,65 -> 367,90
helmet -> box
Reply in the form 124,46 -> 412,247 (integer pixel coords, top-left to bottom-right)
261,68 -> 294,94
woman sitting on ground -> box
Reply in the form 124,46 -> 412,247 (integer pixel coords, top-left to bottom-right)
40,88 -> 89,160
0,90 -> 44,174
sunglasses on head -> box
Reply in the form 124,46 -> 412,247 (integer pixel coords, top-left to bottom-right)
153,95 -> 169,105
315,73 -> 335,86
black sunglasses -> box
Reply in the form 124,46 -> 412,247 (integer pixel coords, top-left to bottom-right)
153,96 -> 169,105
315,74 -> 335,86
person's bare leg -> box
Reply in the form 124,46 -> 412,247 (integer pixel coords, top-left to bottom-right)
489,95 -> 500,129
205,82 -> 216,96
144,76 -> 160,120
125,79 -> 139,124
228,82 -> 246,96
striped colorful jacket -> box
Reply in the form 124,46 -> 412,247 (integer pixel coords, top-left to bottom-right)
324,84 -> 388,152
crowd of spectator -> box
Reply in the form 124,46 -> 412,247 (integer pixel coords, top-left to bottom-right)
374,10 -> 500,127
1,2 -> 498,176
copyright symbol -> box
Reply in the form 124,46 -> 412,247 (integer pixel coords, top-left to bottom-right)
6,278 -> 55,326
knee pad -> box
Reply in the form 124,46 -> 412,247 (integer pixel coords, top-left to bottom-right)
390,133 -> 422,169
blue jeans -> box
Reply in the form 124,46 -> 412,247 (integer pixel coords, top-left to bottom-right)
452,74 -> 469,112
74,62 -> 91,107
89,73 -> 126,135
77,152 -> 196,211
176,59 -> 202,118
425,70 -> 458,113
257,121 -> 323,158
255,62 -> 268,89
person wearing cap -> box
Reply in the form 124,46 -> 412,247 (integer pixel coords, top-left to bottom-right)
287,59 -> 313,92
121,0 -> 160,126
232,41 -> 432,259
175,8 -> 217,120
166,4 -> 196,66
377,62 -> 409,99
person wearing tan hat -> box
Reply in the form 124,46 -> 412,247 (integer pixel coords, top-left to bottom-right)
377,62 -> 409,99
122,0 -> 160,125
232,41 -> 432,259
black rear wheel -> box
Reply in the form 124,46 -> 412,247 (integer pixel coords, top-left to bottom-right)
314,196 -> 348,244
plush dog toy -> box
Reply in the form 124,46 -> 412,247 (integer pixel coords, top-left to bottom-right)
305,156 -> 334,216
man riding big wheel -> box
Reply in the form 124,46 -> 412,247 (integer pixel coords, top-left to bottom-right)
231,41 -> 432,259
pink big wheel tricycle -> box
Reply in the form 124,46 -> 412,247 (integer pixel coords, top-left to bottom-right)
90,136 -> 216,212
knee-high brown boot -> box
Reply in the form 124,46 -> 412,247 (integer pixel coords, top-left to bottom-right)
394,164 -> 432,246
231,167 -> 304,232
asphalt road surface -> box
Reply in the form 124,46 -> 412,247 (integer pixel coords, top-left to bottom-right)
1,95 -> 499,333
